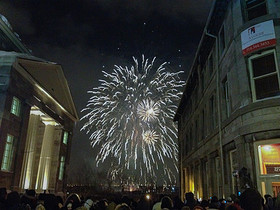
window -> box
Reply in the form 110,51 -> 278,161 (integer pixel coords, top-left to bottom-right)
204,107 -> 207,136
219,26 -> 225,55
245,0 -> 267,21
58,156 -> 65,180
1,134 -> 15,171
195,119 -> 199,145
201,70 -> 205,92
249,50 -> 280,101
208,53 -> 214,76
201,110 -> 205,139
185,135 -> 188,155
63,131 -> 69,145
210,95 -> 216,130
10,97 -> 21,117
223,77 -> 231,117
189,128 -> 193,151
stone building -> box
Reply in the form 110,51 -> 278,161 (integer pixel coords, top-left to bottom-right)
0,15 -> 78,193
174,0 -> 280,200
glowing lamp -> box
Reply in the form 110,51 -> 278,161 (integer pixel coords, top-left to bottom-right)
262,145 -> 272,152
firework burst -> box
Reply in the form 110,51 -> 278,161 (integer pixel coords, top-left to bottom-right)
81,55 -> 184,184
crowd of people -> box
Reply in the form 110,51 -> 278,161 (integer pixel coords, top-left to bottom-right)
0,187 -> 279,210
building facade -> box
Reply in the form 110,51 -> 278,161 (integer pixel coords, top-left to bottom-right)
175,0 -> 280,200
0,15 -> 78,193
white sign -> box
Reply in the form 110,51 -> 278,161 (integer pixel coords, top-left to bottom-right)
241,20 -> 276,55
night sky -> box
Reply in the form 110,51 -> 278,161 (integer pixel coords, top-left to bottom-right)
1,0 -> 212,184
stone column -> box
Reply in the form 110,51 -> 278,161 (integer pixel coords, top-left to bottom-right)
20,114 -> 41,190
48,128 -> 62,192
35,120 -> 56,192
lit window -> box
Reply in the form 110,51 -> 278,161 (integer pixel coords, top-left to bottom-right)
1,134 -> 15,171
10,97 -> 21,117
249,50 -> 280,101
63,131 -> 68,145
245,0 -> 267,21
58,156 -> 65,180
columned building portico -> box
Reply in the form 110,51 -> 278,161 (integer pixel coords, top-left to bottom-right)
20,107 -> 67,193
0,14 -> 78,193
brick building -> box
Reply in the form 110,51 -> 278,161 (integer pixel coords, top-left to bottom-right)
175,0 -> 280,200
0,15 -> 78,193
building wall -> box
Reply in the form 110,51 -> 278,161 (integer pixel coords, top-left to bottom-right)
0,66 -> 75,193
0,14 -> 77,193
177,0 -> 280,200
0,66 -> 32,190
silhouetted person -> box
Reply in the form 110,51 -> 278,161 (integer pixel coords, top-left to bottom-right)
64,193 -> 82,210
172,195 -> 184,210
240,188 -> 263,210
21,189 -> 37,209
0,187 -> 7,209
185,192 -> 196,210
161,196 -> 173,210
209,196 -> 220,209
7,191 -> 20,210
44,194 -> 59,210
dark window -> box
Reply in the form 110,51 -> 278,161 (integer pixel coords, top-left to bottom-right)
185,135 -> 188,155
210,95 -> 216,129
195,119 -> 199,144
189,128 -> 193,151
219,26 -> 225,54
208,54 -> 214,76
252,54 -> 276,77
250,51 -> 280,100
246,0 -> 267,20
201,110 -> 205,139
201,70 -> 205,92
204,108 -> 207,136
187,132 -> 191,153
222,77 -> 231,117
255,76 -> 279,99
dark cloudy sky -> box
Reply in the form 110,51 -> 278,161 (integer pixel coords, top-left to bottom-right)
1,0 -> 212,182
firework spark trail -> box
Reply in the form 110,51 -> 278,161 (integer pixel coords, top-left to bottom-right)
81,55 -> 184,184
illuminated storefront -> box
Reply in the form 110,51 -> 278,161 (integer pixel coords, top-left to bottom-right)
255,140 -> 280,197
